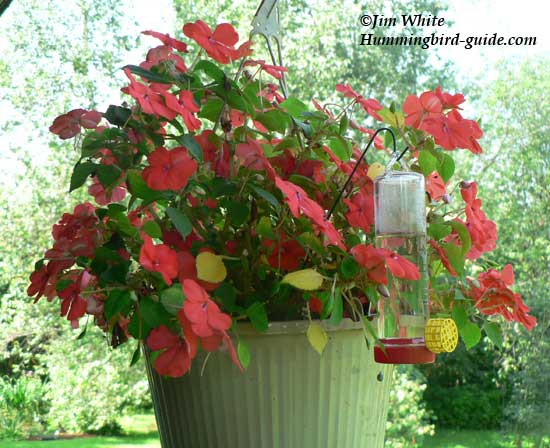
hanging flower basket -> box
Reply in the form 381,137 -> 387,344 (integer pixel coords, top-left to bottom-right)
27,13 -> 535,448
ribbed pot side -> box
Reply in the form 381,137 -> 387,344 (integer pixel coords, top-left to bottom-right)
145,319 -> 394,448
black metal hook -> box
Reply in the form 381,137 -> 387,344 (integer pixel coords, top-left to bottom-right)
325,127 -> 409,220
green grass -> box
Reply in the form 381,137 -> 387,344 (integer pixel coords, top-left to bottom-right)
423,429 -> 550,448
3,419 -> 548,448
0,414 -> 160,448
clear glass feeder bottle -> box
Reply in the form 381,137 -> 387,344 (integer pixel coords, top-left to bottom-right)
373,171 -> 435,364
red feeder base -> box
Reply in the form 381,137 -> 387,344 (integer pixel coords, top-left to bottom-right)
374,338 -> 436,364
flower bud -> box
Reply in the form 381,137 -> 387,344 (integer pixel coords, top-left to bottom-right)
377,284 -> 390,298
460,180 -> 473,189
443,194 -> 452,204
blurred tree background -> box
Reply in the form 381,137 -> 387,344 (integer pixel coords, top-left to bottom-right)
0,0 -> 548,445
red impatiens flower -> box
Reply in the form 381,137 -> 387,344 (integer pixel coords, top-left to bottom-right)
194,130 -> 231,178
58,270 -> 94,326
343,183 -> 374,233
244,59 -> 288,79
452,181 -> 497,260
49,109 -> 102,139
139,235 -> 179,285
402,91 -> 442,129
147,325 -> 198,377
263,238 -> 305,271
259,83 -> 285,104
435,86 -> 465,110
183,21 -> 252,64
88,176 -> 126,206
178,312 -> 243,372
309,296 -> 323,314
420,110 -> 482,153
236,137 -> 277,180
336,83 -> 383,120
51,202 -> 103,259
27,262 -> 65,302
428,239 -> 457,277
351,244 -> 420,285
142,146 -> 197,191
425,171 -> 447,201
140,45 -> 187,73
160,90 -> 202,132
142,30 -> 189,53
296,160 -> 326,184
467,265 -> 536,330
182,279 -> 232,338
275,176 -> 345,249
123,68 -> 176,120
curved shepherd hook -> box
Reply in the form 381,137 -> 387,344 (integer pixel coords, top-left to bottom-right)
250,0 -> 288,98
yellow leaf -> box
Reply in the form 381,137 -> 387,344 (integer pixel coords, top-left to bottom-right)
307,323 -> 328,355
281,269 -> 323,290
367,162 -> 385,180
196,252 -> 227,283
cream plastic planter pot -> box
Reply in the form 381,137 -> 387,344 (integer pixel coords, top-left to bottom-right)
145,318 -> 394,448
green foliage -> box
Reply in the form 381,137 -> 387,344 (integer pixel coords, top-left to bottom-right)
420,341 -> 505,430
385,366 -> 434,447
0,375 -> 48,438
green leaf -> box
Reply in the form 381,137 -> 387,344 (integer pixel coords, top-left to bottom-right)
274,136 -> 298,153
139,297 -> 173,329
449,221 -> 472,256
377,108 -> 404,128
293,119 -> 313,138
282,269 -> 324,290
160,285 -> 185,315
418,150 -> 438,175
442,243 -> 465,275
126,170 -> 164,203
198,98 -> 223,122
104,289 -> 133,320
104,105 -> 131,127
327,136 -> 351,160
178,134 -> 203,162
194,60 -> 225,83
451,303 -> 468,329
460,322 -> 482,349
70,162 -> 96,192
130,343 -> 141,367
246,302 -> 268,332
214,283 -> 238,312
339,114 -> 349,135
226,200 -> 250,227
56,279 -> 73,292
438,153 -> 455,183
237,340 -> 251,369
328,288 -> 343,327
307,323 -> 328,355
250,185 -> 280,211
124,64 -> 172,84
97,164 -> 122,188
483,321 -> 503,347
255,110 -> 291,133
166,207 -> 192,238
141,220 -> 162,239
428,222 -> 452,241
256,216 -> 276,239
339,257 -> 359,279
280,97 -> 308,118
108,211 -> 139,239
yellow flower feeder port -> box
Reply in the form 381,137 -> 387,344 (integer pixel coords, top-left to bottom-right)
425,318 -> 459,354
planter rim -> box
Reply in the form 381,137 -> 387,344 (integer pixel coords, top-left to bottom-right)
237,317 -> 369,336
